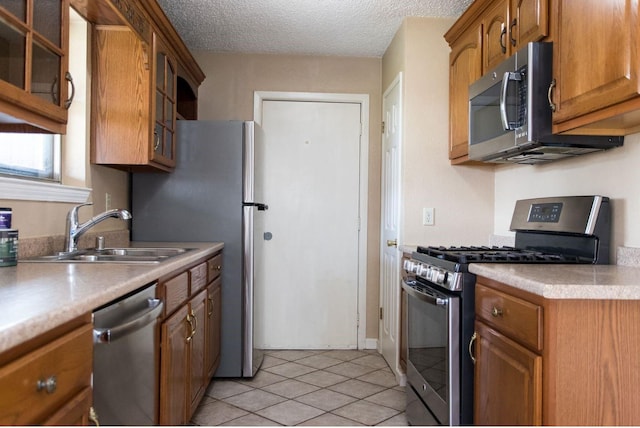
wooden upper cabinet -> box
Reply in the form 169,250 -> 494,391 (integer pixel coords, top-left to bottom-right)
483,0 -> 549,72
448,23 -> 482,162
551,0 -> 640,133
91,25 -> 177,171
511,0 -> 549,48
0,0 -> 71,133
445,0 -> 548,163
74,0 -> 204,171
483,0 -> 510,71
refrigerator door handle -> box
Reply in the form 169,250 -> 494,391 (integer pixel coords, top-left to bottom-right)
243,202 -> 269,211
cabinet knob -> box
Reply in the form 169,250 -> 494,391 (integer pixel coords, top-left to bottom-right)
36,375 -> 57,394
386,239 -> 397,248
491,306 -> 503,317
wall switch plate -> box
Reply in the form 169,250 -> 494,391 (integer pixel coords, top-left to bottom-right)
423,207 -> 434,226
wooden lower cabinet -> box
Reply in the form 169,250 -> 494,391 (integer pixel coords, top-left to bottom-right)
474,321 -> 542,425
158,252 -> 223,425
188,289 -> 208,418
160,305 -> 189,425
206,276 -> 222,379
43,387 -> 93,426
474,277 -> 640,425
0,316 -> 93,425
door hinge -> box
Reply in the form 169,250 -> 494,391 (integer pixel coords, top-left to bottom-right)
379,307 -> 383,320
381,121 -> 385,134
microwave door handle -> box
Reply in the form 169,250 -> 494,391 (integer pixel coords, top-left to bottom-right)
500,72 -> 523,130
499,72 -> 511,130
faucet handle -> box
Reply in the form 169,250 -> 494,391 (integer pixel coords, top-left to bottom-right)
68,203 -> 93,220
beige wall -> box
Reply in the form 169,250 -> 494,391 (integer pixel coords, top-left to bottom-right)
494,132 -> 640,260
2,165 -> 129,240
193,51 -> 382,339
382,17 -> 495,249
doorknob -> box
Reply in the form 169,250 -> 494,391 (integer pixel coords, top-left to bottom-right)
386,239 -> 397,247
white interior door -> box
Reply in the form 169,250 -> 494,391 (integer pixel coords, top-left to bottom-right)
254,99 -> 362,349
380,74 -> 402,376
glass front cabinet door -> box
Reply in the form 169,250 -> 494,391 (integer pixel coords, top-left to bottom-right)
152,33 -> 177,168
0,0 -> 72,133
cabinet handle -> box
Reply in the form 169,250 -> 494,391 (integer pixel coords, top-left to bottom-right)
36,375 -> 57,394
208,297 -> 214,317
89,406 -> 100,426
509,19 -> 517,46
469,332 -> 477,365
186,312 -> 195,342
64,72 -> 75,109
491,306 -> 503,317
548,78 -> 557,112
500,26 -> 507,54
187,308 -> 198,340
153,131 -> 161,152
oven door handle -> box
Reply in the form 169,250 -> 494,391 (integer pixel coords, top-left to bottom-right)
402,279 -> 448,306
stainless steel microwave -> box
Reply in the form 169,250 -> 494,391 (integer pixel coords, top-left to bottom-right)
468,42 -> 623,164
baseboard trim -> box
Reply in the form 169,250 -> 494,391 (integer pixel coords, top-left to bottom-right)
364,338 -> 378,350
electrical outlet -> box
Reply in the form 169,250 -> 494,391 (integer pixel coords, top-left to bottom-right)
423,207 -> 434,226
105,193 -> 112,211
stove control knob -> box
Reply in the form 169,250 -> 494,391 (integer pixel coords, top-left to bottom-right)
416,264 -> 427,277
424,266 -> 433,281
403,260 -> 412,271
436,271 -> 447,284
412,263 -> 421,274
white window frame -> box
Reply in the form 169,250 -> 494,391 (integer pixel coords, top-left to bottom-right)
0,175 -> 90,202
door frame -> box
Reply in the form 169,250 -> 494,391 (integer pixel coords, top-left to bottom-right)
254,91 -> 370,349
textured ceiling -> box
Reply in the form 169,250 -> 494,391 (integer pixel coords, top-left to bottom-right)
157,0 -> 472,57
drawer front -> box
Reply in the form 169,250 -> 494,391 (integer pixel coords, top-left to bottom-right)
0,323 -> 93,425
190,262 -> 208,295
476,283 -> 543,351
207,253 -> 223,282
163,271 -> 189,315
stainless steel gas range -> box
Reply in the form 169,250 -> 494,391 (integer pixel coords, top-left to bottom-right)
402,196 -> 611,425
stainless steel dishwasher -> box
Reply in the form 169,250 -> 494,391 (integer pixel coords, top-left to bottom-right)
92,282 -> 163,425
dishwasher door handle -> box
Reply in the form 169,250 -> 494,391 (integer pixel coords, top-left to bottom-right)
93,298 -> 163,344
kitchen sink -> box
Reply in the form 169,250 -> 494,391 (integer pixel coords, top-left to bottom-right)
22,247 -> 195,264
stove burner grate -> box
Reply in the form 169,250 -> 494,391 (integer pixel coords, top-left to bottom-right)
416,245 -> 592,264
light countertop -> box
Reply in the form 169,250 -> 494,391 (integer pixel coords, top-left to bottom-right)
469,263 -> 640,299
0,242 -> 223,353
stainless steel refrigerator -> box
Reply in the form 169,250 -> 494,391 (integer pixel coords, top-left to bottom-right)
131,120 -> 264,378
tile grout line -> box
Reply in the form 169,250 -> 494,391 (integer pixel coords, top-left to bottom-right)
192,349 -> 408,426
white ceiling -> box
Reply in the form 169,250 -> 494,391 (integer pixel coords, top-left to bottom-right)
157,0 -> 472,58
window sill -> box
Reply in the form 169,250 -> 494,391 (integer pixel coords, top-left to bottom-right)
0,176 -> 91,203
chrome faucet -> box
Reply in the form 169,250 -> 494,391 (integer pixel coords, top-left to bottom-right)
64,203 -> 132,253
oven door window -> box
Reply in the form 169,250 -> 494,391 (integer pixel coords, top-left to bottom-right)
407,283 -> 460,406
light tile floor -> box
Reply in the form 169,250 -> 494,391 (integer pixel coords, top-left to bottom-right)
191,349 -> 408,426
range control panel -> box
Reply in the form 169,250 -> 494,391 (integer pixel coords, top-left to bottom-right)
528,202 -> 562,223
